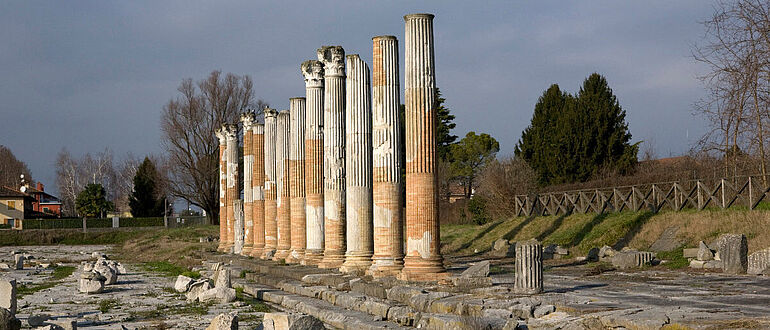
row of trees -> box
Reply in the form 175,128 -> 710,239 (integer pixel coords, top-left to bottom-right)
0,145 -> 33,188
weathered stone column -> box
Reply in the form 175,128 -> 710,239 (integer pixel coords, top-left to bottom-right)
233,198 -> 244,254
399,13 -> 447,281
287,97 -> 307,264
340,54 -> 373,274
318,46 -> 346,269
250,123 -> 266,257
301,60 -> 325,266
262,108 -> 278,259
225,124 -> 239,253
240,113 -> 256,255
274,110 -> 292,261
368,35 -> 404,277
514,240 -> 543,294
216,127 -> 228,252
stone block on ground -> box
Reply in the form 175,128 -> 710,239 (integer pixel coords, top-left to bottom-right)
451,276 -> 493,289
27,313 -> 49,327
92,262 -> 117,285
91,252 -> 106,259
598,245 -> 616,259
703,260 -> 723,269
610,250 -> 655,269
586,247 -> 599,262
534,304 -> 555,318
715,234 -> 748,274
649,226 -> 682,252
0,308 -> 20,330
460,260 -> 490,278
198,287 -> 236,304
214,268 -> 232,289
47,319 -> 77,330
0,279 -> 16,314
78,271 -> 105,294
174,275 -> 195,292
748,247 -> 770,275
13,255 -> 23,270
697,241 -> 714,261
490,239 -> 514,257
683,248 -> 699,259
206,312 -> 237,330
186,279 -> 213,301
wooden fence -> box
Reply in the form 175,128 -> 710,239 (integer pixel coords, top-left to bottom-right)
513,175 -> 770,217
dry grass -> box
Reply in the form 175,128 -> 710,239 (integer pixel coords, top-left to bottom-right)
113,226 -> 219,269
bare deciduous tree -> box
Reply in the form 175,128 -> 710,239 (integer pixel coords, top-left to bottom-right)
55,148 -> 117,217
161,70 -> 263,224
0,145 -> 33,189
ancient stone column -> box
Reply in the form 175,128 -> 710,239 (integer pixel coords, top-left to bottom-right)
368,35 -> 404,277
514,240 -> 543,294
262,108 -> 278,259
225,124 -> 239,253
240,113 -> 256,255
250,123 -> 266,257
340,54 -> 373,274
216,127 -> 228,252
287,97 -> 307,263
233,199 -> 244,254
317,46 -> 346,269
399,13 -> 447,281
274,110 -> 292,261
301,60 -> 325,266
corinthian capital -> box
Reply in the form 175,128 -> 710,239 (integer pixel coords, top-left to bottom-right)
241,112 -> 256,131
301,60 -> 325,88
215,126 -> 227,145
317,46 -> 345,77
224,124 -> 238,141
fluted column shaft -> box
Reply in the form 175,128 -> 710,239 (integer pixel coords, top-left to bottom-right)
216,128 -> 228,252
318,46 -> 346,269
340,54 -> 373,274
274,110 -> 292,260
262,109 -> 278,259
515,240 -> 543,294
250,124 -> 266,257
368,36 -> 404,277
287,97 -> 307,263
241,113 -> 256,255
400,13 -> 446,281
301,60 -> 325,266
225,124 -> 239,253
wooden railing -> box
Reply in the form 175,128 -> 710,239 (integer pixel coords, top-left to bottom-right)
513,175 -> 770,216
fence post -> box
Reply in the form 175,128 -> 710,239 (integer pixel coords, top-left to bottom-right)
697,181 -> 704,210
749,177 -> 754,209
721,178 -> 726,209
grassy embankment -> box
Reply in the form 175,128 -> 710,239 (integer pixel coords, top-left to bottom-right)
441,207 -> 770,267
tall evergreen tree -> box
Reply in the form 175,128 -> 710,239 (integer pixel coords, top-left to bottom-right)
76,183 -> 113,218
434,88 -> 457,161
515,74 -> 637,186
129,157 -> 165,217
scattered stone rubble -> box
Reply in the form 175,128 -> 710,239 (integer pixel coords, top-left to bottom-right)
687,234 -> 753,274
748,247 -> 770,275
206,311 -> 238,330
177,262 -> 236,304
688,241 -> 723,269
263,312 -> 324,330
77,255 -> 124,294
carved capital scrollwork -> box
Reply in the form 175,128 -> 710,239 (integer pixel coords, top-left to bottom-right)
317,46 -> 345,77
301,60 -> 325,88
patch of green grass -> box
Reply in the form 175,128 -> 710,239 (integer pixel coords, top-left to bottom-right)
51,266 -> 76,280
98,298 -> 120,313
142,261 -> 189,277
657,247 -> 689,269
181,271 -> 201,279
17,282 -> 57,297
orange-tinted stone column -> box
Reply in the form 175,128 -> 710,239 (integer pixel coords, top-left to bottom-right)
274,110 -> 292,261
250,122 -> 266,257
368,35 -> 404,277
301,60 -> 325,266
240,113 -> 256,255
318,46 -> 346,269
225,124 -> 239,254
287,97 -> 307,263
340,54 -> 373,274
262,108 -> 278,259
399,13 -> 448,281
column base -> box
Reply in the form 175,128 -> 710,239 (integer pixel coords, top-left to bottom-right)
241,245 -> 253,255
366,257 -> 404,278
260,248 -> 276,260
273,249 -> 291,261
339,253 -> 373,274
397,256 -> 448,282
318,251 -> 345,269
285,249 -> 305,264
250,246 -> 265,258
301,250 -> 323,266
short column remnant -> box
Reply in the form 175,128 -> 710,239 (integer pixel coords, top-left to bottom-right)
287,97 -> 307,263
250,123 -> 266,257
240,113 -> 256,255
262,108 -> 279,259
368,35 -> 404,277
274,110 -> 292,261
301,60 -> 325,266
715,233 -> 748,274
399,13 -> 448,281
514,239 -> 543,294
225,124 -> 239,253
216,127 -> 228,252
340,54 -> 374,274
232,199 -> 244,254
318,46 -> 347,269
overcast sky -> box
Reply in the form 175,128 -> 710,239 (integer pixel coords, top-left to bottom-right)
1,1 -> 713,196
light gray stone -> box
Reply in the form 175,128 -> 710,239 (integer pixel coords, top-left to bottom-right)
748,247 -> 770,275
198,287 -> 236,304
91,252 -> 106,259
598,245 -> 616,258
288,315 -> 324,330
490,239 -> 514,257
214,268 -> 231,289
515,239 -> 543,294
36,325 -> 64,330
174,275 -> 195,292
611,250 -> 655,269
533,304 -> 555,318
78,271 -> 105,294
186,279 -> 213,301
0,279 -> 16,315
703,260 -> 723,269
683,248 -> 699,258
689,259 -> 705,269
48,319 -> 77,330
13,255 -> 23,270
697,241 -> 714,261
461,260 -> 490,278
715,234 -> 748,274
205,312 -> 237,330
93,262 -> 117,285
